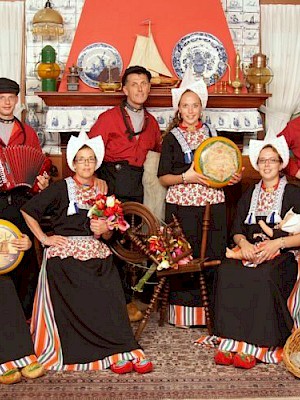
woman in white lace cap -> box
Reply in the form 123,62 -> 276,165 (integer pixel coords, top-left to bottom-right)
201,136 -> 300,369
21,130 -> 153,375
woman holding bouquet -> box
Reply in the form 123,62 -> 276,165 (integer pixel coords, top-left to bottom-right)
21,130 -> 152,374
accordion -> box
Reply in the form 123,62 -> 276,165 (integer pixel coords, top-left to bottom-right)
0,145 -> 52,194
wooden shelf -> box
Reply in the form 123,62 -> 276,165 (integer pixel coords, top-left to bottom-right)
36,91 -> 271,109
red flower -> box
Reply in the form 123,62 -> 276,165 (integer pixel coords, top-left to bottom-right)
86,194 -> 129,232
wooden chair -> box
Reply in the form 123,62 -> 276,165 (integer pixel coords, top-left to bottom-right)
134,202 -> 221,340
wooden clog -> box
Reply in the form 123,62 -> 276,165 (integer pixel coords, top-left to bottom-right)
0,368 -> 22,385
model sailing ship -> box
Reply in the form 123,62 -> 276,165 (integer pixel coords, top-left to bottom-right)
128,22 -> 178,86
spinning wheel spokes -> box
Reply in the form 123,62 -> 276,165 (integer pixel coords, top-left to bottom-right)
110,202 -> 159,263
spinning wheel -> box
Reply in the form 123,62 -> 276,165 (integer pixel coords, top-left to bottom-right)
110,202 -> 159,263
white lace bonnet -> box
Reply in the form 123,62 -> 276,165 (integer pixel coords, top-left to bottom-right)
66,129 -> 105,172
171,65 -> 208,111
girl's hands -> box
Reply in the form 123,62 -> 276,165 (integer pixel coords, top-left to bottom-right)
90,218 -> 110,236
228,167 -> 244,186
239,239 -> 260,262
11,234 -> 32,251
255,239 -> 281,264
42,235 -> 68,247
184,161 -> 210,186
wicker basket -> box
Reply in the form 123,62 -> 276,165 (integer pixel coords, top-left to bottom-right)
283,328 -> 300,378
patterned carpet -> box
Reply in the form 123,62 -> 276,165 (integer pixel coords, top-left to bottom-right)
2,313 -> 300,400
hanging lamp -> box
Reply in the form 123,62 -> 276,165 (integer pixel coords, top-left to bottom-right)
32,1 -> 64,37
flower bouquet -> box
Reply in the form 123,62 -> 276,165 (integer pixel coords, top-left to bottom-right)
86,194 -> 130,235
132,222 -> 193,293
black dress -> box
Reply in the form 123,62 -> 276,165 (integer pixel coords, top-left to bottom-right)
213,182 -> 300,351
0,188 -> 39,319
21,179 -> 143,370
0,275 -> 36,373
158,129 -> 227,326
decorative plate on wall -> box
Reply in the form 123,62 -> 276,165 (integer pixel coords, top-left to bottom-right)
194,137 -> 242,188
0,219 -> 24,275
172,32 -> 228,85
77,43 -> 123,88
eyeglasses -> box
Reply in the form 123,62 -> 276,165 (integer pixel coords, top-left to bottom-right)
257,158 -> 281,165
74,157 -> 96,164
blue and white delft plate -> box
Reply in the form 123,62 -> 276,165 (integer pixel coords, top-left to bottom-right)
172,32 -> 228,85
77,43 -> 123,88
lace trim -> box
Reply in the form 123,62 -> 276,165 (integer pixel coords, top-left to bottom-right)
171,125 -> 211,164
172,128 -> 194,164
244,176 -> 287,225
65,177 -> 97,215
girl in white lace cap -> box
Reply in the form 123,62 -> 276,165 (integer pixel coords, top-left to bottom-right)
158,67 -> 242,328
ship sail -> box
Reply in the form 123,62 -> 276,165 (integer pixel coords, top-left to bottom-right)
128,25 -> 173,78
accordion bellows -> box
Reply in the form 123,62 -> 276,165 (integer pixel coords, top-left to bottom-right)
0,145 -> 51,192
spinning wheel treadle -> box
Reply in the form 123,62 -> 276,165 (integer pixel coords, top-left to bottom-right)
110,202 -> 158,263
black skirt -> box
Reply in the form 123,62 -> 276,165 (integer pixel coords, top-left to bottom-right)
0,189 -> 39,319
213,252 -> 298,347
47,255 -> 141,364
165,202 -> 227,308
0,276 -> 34,365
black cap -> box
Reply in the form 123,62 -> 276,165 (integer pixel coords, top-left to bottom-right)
121,66 -> 151,86
0,78 -> 20,95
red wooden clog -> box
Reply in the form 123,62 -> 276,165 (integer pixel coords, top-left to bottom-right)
214,350 -> 234,365
110,360 -> 133,374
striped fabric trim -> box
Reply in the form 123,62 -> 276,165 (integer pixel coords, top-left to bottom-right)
54,349 -> 145,372
195,335 -> 283,364
0,354 -> 37,374
287,254 -> 300,330
31,249 -> 64,369
31,250 -> 145,371
168,304 -> 206,326
194,254 -> 300,364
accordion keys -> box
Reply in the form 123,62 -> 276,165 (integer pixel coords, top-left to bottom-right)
0,145 -> 52,193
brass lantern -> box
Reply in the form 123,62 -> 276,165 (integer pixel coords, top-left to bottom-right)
245,53 -> 273,94
37,45 -> 61,91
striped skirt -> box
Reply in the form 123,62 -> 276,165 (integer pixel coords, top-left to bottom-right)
31,250 -> 145,371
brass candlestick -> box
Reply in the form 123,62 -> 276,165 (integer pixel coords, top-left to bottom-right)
214,74 -> 219,93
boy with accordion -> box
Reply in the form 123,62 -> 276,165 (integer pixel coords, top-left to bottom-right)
0,77 -> 50,319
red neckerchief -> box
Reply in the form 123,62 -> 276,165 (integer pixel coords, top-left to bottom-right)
73,175 -> 94,190
179,121 -> 203,132
261,180 -> 280,193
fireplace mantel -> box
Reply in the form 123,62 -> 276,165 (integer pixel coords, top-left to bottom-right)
41,90 -> 271,198
36,90 -> 271,109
